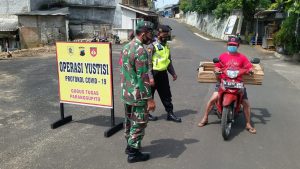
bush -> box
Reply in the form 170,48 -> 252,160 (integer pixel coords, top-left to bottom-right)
274,13 -> 300,55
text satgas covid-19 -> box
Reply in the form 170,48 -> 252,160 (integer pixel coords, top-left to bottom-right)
59,62 -> 109,75
70,89 -> 101,102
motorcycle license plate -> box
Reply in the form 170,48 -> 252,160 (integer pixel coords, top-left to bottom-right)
223,81 -> 243,89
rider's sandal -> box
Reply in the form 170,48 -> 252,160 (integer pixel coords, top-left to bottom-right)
246,127 -> 257,134
197,120 -> 208,127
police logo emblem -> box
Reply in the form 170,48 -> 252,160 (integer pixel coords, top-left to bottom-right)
79,47 -> 85,56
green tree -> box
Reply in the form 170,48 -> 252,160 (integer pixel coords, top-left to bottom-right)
213,0 -> 271,18
213,0 -> 242,18
273,0 -> 300,54
179,0 -> 192,13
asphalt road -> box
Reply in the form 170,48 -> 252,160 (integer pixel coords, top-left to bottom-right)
1,18 -> 300,169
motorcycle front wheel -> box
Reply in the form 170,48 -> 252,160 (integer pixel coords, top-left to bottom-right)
221,105 -> 233,140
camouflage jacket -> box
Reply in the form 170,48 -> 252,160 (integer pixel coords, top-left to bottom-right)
120,38 -> 152,106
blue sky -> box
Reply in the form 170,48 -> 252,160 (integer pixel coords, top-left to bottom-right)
155,0 -> 179,9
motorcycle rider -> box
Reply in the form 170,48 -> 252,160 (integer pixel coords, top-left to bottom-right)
197,36 -> 256,134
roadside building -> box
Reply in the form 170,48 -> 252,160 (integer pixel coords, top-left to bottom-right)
254,10 -> 285,49
0,0 -> 53,51
1,0 -> 158,49
63,0 -> 118,40
113,0 -> 158,41
0,17 -> 19,52
17,8 -> 69,49
160,3 -> 179,18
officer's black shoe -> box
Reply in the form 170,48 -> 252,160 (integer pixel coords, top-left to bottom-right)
148,114 -> 158,121
167,112 -> 182,123
127,148 -> 150,163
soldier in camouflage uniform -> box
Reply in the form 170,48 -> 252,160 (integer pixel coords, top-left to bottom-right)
120,20 -> 156,163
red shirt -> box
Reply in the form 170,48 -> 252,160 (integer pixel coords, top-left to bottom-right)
215,52 -> 252,79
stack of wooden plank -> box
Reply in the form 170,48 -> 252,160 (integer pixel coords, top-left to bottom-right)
197,62 -> 264,85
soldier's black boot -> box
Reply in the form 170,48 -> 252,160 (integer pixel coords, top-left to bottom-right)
167,112 -> 182,123
148,114 -> 158,121
125,145 -> 130,154
127,147 -> 150,163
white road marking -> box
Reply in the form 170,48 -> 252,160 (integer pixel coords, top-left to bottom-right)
194,33 -> 210,40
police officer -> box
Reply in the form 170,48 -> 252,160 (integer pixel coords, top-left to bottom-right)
147,25 -> 181,123
120,20 -> 156,163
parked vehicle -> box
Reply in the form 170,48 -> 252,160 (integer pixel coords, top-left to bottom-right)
113,34 -> 121,44
91,35 -> 109,42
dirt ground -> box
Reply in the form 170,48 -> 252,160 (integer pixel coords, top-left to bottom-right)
0,46 -> 56,59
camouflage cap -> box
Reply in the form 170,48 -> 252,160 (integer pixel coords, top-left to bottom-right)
157,25 -> 172,32
136,20 -> 154,32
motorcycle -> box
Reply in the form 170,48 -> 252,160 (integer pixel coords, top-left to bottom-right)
99,36 -> 109,42
91,35 -> 109,42
113,34 -> 121,44
213,57 -> 260,140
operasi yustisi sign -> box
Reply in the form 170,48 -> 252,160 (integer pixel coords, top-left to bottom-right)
56,42 -> 112,108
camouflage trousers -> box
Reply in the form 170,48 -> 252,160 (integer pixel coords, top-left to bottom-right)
124,104 -> 148,149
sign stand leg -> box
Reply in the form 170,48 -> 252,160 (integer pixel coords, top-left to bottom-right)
51,103 -> 72,129
104,45 -> 123,137
104,108 -> 123,137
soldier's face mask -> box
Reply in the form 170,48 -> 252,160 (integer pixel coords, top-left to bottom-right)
142,31 -> 153,45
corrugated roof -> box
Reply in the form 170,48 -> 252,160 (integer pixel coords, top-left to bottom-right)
0,18 -> 18,31
254,10 -> 278,18
16,7 -> 69,16
119,4 -> 157,17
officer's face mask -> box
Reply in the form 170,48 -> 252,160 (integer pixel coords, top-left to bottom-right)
160,37 -> 167,43
159,32 -> 169,44
227,45 -> 238,53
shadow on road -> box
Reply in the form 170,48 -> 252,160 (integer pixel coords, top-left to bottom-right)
227,107 -> 271,140
251,107 -> 271,125
203,107 -> 271,141
75,115 -> 123,127
143,138 -> 199,159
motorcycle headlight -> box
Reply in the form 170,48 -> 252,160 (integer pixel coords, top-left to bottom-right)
226,70 -> 239,78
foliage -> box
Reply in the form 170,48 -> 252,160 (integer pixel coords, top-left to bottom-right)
179,0 -> 192,13
180,0 -> 221,14
213,0 -> 271,19
274,13 -> 299,54
213,0 -> 242,18
178,0 -> 299,54
269,0 -> 299,12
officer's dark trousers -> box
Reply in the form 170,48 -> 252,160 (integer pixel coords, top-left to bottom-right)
152,70 -> 173,113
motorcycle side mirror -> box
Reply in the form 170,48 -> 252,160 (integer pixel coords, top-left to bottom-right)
251,58 -> 260,64
213,58 -> 220,63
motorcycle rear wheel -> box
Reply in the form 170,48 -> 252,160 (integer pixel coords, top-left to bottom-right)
221,106 -> 233,140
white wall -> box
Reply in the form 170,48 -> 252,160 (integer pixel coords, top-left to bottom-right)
0,0 -> 29,16
121,8 -> 136,29
113,0 -> 122,28
64,0 -> 115,6
182,12 -> 228,40
182,11 -> 244,40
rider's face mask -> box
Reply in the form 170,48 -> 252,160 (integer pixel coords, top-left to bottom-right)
227,45 -> 238,53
